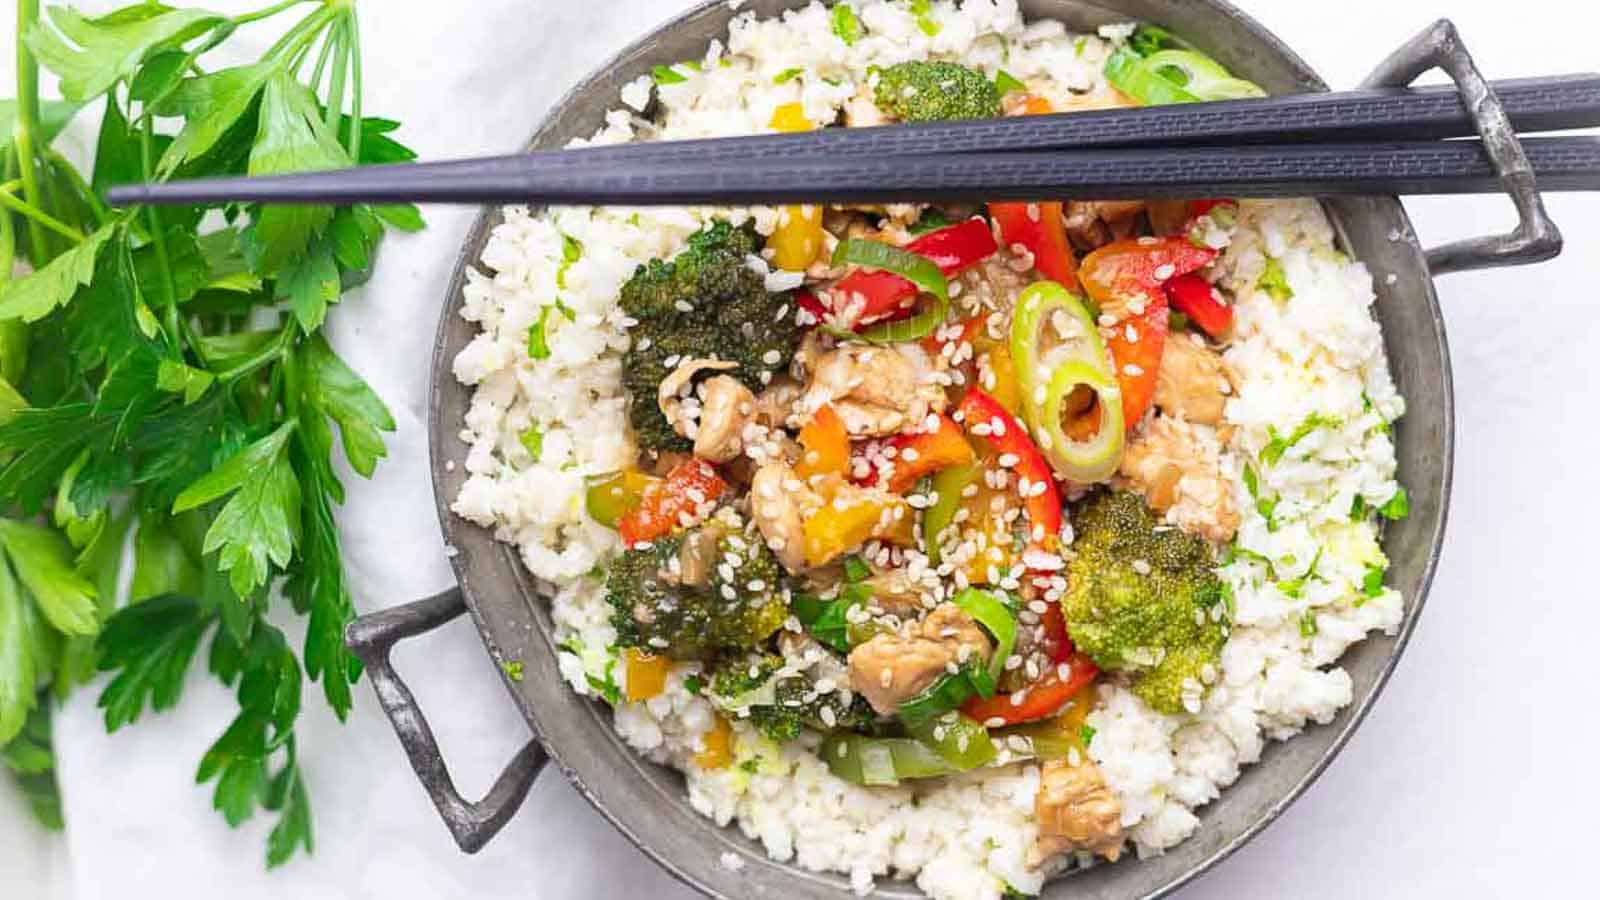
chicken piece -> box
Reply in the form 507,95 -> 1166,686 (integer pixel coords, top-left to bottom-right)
1028,758 -> 1124,866
844,84 -> 886,128
1118,416 -> 1240,543
1154,334 -> 1233,426
658,358 -> 737,435
751,462 -> 810,573
803,343 -> 947,438
1064,201 -> 1147,252
692,375 -> 756,462
860,569 -> 930,620
848,604 -> 993,716
754,376 -> 802,429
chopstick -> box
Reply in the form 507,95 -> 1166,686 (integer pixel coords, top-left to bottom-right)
106,138 -> 1600,207
105,75 -> 1600,209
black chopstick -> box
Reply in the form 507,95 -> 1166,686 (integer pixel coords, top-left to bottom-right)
105,75 -> 1600,210
106,137 -> 1600,207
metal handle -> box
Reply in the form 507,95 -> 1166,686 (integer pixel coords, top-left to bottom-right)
345,588 -> 547,853
1363,19 -> 1564,275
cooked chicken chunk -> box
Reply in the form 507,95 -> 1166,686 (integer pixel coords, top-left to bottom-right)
803,343 -> 947,438
848,604 -> 993,715
1119,416 -> 1239,543
860,569 -> 930,620
1155,333 -> 1233,425
844,85 -> 886,128
1064,201 -> 1146,252
751,462 -> 810,573
1028,758 -> 1124,866
692,375 -> 756,462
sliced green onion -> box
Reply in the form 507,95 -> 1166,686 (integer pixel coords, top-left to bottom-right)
1105,47 -> 1264,106
832,238 -> 949,301
952,588 -> 1017,683
1009,282 -> 1125,483
898,667 -> 984,729
841,554 -> 871,583
1039,359 -> 1125,483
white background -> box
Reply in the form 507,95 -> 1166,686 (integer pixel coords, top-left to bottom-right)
3,1 -> 1597,897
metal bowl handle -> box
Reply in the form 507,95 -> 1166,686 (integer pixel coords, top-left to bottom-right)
1363,19 -> 1564,275
345,588 -> 547,853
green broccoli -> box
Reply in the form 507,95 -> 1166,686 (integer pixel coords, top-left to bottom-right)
710,654 -> 873,742
620,221 -> 803,451
873,61 -> 1002,122
1062,491 -> 1228,715
607,518 -> 790,660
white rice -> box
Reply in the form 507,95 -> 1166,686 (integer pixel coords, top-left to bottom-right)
450,3 -> 1406,897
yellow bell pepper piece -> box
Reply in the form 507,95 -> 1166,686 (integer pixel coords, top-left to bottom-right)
694,715 -> 734,770
766,103 -> 825,271
796,404 -> 851,480
803,485 -> 914,568
623,649 -> 670,703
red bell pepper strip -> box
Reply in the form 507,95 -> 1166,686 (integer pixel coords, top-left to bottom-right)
618,458 -> 726,547
1164,272 -> 1233,338
794,288 -> 829,325
990,201 -> 1079,291
1080,237 -> 1216,428
962,650 -> 1099,726
954,387 -> 1063,552
1188,198 -> 1232,219
827,218 -> 997,326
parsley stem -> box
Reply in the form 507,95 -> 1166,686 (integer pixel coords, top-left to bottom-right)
12,0 -> 53,263
216,326 -> 293,383
139,112 -> 181,353
231,0 -> 311,28
345,9 -> 363,161
0,188 -> 82,243
305,21 -> 337,91
322,17 -> 350,134
265,5 -> 337,64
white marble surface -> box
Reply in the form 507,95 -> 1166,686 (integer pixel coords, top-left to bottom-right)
3,1 -> 1597,897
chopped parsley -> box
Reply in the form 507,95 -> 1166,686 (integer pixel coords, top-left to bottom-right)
556,233 -> 583,289
1078,724 -> 1097,746
527,307 -> 555,359
1298,609 -> 1319,638
651,64 -> 688,85
909,209 -> 955,235
1361,563 -> 1386,599
1242,462 -> 1279,530
1350,494 -> 1368,521
1278,548 -> 1323,600
738,757 -> 761,774
586,657 -> 622,705
909,0 -> 940,36
519,425 -> 544,461
1378,487 -> 1410,521
683,674 -> 705,696
773,67 -> 804,84
994,68 -> 1026,95
1259,258 -> 1293,302
1261,413 -> 1341,467
501,660 -> 525,682
830,3 -> 863,45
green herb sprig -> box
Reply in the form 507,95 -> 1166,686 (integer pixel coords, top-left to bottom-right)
0,0 -> 420,867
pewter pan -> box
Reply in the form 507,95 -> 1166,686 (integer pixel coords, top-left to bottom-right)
347,1 -> 1563,896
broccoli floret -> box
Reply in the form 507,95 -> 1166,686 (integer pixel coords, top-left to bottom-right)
1062,491 -> 1228,715
874,61 -> 1002,122
710,654 -> 873,742
607,518 -> 790,660
620,221 -> 803,451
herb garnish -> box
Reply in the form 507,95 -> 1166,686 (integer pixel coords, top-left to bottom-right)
0,0 -> 419,866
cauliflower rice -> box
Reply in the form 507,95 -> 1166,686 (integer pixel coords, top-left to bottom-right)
450,2 -> 1407,897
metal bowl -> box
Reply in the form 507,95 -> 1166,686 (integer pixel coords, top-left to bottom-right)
347,1 -> 1559,896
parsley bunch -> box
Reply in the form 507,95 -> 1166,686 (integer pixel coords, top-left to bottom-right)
0,0 -> 420,866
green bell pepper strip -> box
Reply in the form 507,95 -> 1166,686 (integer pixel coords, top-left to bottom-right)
922,462 -> 980,566
906,713 -> 999,770
820,733 -> 963,786
1009,282 -> 1126,484
1105,48 -> 1265,106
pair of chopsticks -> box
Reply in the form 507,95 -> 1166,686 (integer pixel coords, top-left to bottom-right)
106,74 -> 1600,208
